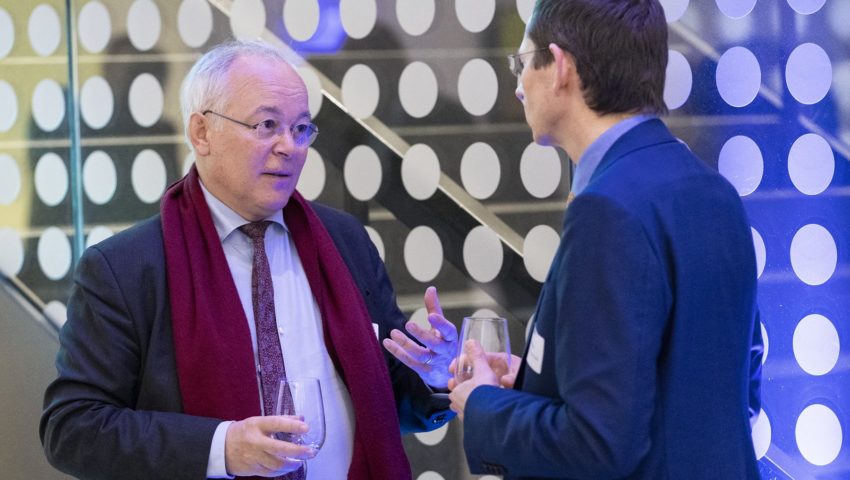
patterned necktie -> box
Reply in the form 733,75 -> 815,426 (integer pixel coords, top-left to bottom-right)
239,221 -> 304,480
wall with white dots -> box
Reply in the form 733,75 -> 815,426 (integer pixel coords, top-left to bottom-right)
0,0 -> 847,478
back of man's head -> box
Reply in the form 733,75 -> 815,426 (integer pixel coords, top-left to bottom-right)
528,0 -> 668,116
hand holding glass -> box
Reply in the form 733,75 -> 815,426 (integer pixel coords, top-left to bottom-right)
454,316 -> 511,383
274,377 -> 326,451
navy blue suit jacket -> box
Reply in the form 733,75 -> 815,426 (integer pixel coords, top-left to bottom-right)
463,119 -> 763,479
40,203 -> 450,480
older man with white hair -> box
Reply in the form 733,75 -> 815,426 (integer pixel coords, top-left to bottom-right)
41,40 -> 455,480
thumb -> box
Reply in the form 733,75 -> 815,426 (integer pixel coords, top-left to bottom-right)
464,340 -> 490,370
424,286 -> 443,317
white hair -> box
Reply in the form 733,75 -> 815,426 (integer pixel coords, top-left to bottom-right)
180,40 -> 292,149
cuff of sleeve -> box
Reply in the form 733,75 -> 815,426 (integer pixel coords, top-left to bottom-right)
206,421 -> 235,479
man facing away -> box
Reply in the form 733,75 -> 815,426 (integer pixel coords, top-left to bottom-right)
434,1 -> 764,478
40,40 -> 457,480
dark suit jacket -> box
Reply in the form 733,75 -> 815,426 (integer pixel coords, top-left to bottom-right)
462,119 -> 763,479
40,202 -> 450,480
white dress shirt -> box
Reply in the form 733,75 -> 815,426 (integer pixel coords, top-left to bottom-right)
201,183 -> 355,479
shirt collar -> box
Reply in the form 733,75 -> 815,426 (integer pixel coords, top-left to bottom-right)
199,180 -> 287,243
570,114 -> 655,196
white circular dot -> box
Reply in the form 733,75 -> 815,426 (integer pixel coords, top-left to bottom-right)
0,80 -> 18,132
297,147 -> 326,201
761,322 -> 768,364
34,152 -> 68,207
795,404 -> 843,466
793,314 -> 840,376
751,227 -> 765,279
128,73 -> 164,127
298,67 -> 323,117
132,149 -> 167,204
86,225 -> 114,248
473,308 -> 499,319
414,423 -> 448,446
78,1 -> 111,53
716,47 -> 761,108
32,79 -> 65,132
788,134 -> 834,195
0,228 -> 24,277
716,0 -> 756,18
520,143 -> 561,198
463,226 -> 503,283
461,142 -> 500,200
230,0 -> 266,41
660,0 -> 689,22
479,477 -> 500,480
127,0 -> 161,51
340,0 -> 376,39
790,224 -> 837,286
408,307 -> 429,330
516,0 -> 534,23
344,145 -> 382,201
523,225 -> 560,282
664,50 -> 692,110
83,150 -> 117,205
718,135 -> 763,196
283,0 -> 319,41
0,7 -> 14,60
177,0 -> 213,48
458,58 -> 499,116
0,154 -> 21,205
364,225 -> 385,261
751,410 -> 771,460
183,152 -> 195,176
341,64 -> 380,120
38,227 -> 72,280
786,43 -> 832,106
827,1 -> 850,42
404,226 -> 443,282
44,300 -> 67,326
399,61 -> 438,118
80,76 -> 114,130
415,472 -> 445,480
28,4 -> 61,56
456,0 -> 495,33
402,143 -> 441,200
397,0 -> 434,36
788,0 -> 826,15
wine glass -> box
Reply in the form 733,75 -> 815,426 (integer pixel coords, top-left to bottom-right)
275,377 -> 326,454
454,316 -> 511,383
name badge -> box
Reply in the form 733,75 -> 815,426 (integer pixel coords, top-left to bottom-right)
372,323 -> 380,341
527,327 -> 545,375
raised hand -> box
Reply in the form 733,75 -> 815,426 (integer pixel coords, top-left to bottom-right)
382,286 -> 458,389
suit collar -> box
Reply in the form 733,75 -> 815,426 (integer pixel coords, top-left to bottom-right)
588,118 -> 680,188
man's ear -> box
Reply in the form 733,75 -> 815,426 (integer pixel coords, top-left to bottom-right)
188,112 -> 211,156
549,43 -> 575,91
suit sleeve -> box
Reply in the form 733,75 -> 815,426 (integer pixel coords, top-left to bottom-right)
462,195 -> 670,478
40,246 -> 220,480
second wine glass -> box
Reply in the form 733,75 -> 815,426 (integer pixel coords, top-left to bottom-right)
454,316 -> 511,383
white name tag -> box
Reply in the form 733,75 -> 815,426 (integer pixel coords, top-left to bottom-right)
372,323 -> 380,341
527,327 -> 545,375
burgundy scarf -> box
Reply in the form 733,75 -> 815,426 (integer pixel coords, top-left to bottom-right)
161,167 -> 411,479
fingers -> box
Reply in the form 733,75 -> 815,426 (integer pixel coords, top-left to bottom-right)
383,329 -> 429,365
225,417 -> 316,477
424,286 -> 443,317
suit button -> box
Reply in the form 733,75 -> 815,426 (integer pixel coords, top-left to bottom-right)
432,414 -> 446,424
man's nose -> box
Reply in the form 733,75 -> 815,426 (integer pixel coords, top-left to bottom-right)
272,129 -> 296,155
515,84 -> 525,103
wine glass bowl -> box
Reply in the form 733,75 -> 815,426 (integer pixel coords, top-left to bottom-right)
454,316 -> 511,383
274,377 -> 326,451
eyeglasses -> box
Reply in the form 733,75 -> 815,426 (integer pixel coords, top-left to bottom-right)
507,47 -> 548,78
203,110 -> 319,147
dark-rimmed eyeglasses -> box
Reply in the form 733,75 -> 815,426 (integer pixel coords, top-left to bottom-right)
202,110 -> 319,147
507,47 -> 548,78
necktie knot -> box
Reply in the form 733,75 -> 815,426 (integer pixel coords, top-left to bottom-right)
239,221 -> 272,243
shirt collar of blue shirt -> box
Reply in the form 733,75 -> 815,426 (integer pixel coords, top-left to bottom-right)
199,180 -> 287,243
570,114 -> 656,197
